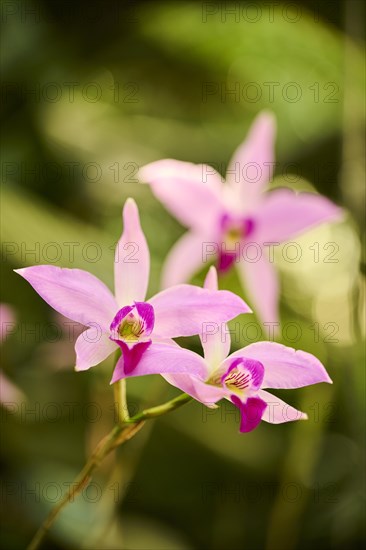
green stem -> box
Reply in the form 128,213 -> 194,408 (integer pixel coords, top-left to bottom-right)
114,378 -> 129,423
112,350 -> 130,424
27,392 -> 192,550
27,421 -> 144,550
126,392 -> 193,422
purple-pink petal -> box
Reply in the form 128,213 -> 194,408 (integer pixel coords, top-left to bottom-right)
236,253 -> 279,325
111,342 -> 208,382
218,250 -> 237,273
226,111 -> 276,206
139,159 -> 224,232
231,395 -> 267,433
162,230 -> 217,288
15,266 -> 118,331
75,330 -> 117,371
149,284 -> 251,339
200,267 -> 231,368
229,341 -> 332,389
255,188 -> 342,244
112,340 -> 152,378
203,266 -> 219,292
114,198 -> 150,306
134,302 -> 155,336
222,357 -> 264,391
163,373 -> 225,406
110,305 -> 134,333
258,390 -> 307,423
110,302 -> 155,342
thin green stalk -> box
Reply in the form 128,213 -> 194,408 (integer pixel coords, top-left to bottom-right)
27,391 -> 192,550
126,392 -> 193,422
114,378 -> 130,423
27,421 -> 144,550
112,350 -> 130,424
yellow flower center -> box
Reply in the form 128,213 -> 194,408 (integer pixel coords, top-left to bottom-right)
118,317 -> 142,341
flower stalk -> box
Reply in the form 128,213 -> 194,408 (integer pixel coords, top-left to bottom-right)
125,391 -> 192,423
113,351 -> 130,424
114,378 -> 130,423
27,391 -> 192,550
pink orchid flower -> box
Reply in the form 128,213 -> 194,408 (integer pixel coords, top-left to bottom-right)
163,267 -> 332,433
15,199 -> 250,382
139,111 -> 342,325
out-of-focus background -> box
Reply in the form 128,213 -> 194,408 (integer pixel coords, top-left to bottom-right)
1,1 -> 365,549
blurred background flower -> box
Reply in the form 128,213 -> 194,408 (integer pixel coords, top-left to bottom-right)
1,1 -> 365,549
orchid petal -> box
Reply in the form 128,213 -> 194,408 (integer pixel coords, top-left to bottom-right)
222,357 -> 265,391
110,302 -> 155,343
226,111 -> 276,206
200,267 -> 231,369
75,330 -> 117,371
15,266 -> 117,330
258,390 -> 307,423
231,395 -> 267,433
139,159 -> 224,231
114,198 -> 150,306
110,305 -> 134,335
203,265 -> 219,291
111,342 -> 208,382
149,284 -> 251,339
236,253 -> 279,325
229,341 -> 332,389
163,373 -> 225,406
134,302 -> 155,336
255,188 -> 342,243
218,250 -> 238,273
161,230 -> 210,288
114,340 -> 152,376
